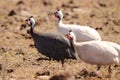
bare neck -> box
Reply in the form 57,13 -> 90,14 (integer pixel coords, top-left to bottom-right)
30,27 -> 33,34
58,18 -> 64,25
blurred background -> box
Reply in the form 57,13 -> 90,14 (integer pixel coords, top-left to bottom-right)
0,0 -> 120,80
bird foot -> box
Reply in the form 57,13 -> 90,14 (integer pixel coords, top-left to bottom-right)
95,71 -> 103,78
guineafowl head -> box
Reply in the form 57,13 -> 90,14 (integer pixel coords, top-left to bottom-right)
26,16 -> 35,29
54,9 -> 63,20
65,30 -> 76,42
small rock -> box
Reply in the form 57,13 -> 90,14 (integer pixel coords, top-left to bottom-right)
20,24 -> 27,30
90,14 -> 95,17
15,64 -> 21,68
69,0 -> 74,4
22,57 -> 30,61
95,27 -> 102,30
61,4 -> 70,8
114,65 -> 119,68
27,30 -> 30,34
16,0 -> 24,5
8,10 -> 16,16
36,57 -> 49,61
104,21 -> 109,25
71,14 -> 78,19
23,57 -> 27,61
43,0 -> 52,6
0,47 -> 7,52
7,69 -> 14,73
64,12 -> 70,16
6,37 -> 10,39
1,24 -> 7,28
113,31 -> 119,34
79,68 -> 89,77
112,20 -> 120,26
21,33 -> 32,39
32,62 -> 40,66
16,49 -> 24,55
35,71 -> 50,76
89,71 -> 97,77
50,71 -> 75,80
29,44 -> 35,48
105,74 -> 111,78
98,2 -> 106,7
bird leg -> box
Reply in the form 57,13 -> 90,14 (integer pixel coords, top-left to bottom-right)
102,65 -> 112,78
97,65 -> 101,71
60,60 -> 66,68
108,65 -> 112,74
74,52 -> 80,61
95,65 -> 102,78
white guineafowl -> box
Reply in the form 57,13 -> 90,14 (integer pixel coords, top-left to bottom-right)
54,9 -> 101,42
105,41 -> 120,57
65,30 -> 119,75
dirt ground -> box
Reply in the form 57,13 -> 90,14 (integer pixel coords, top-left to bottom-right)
0,0 -> 120,80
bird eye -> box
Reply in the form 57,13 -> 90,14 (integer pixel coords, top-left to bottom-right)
57,9 -> 60,11
69,30 -> 72,32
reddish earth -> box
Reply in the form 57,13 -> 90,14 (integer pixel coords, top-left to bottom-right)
0,0 -> 120,80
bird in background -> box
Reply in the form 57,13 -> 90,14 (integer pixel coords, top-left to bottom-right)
54,9 -> 101,42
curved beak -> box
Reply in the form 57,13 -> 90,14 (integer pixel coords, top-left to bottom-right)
65,34 -> 73,40
54,12 -> 59,18
25,19 -> 31,25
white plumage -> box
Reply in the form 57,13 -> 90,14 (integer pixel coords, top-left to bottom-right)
105,41 -> 120,58
66,30 -> 119,74
54,10 -> 101,42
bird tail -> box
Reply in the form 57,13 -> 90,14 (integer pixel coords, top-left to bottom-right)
114,57 -> 119,64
